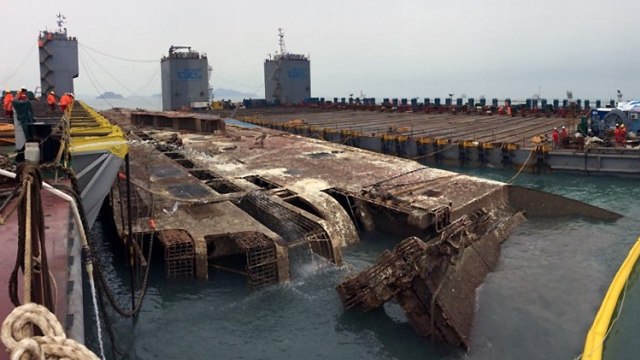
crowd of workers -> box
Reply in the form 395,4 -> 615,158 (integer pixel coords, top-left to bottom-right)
551,123 -> 631,149
2,87 -> 75,119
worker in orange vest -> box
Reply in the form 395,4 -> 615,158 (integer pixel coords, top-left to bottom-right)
620,124 -> 627,145
47,91 -> 57,111
59,92 -> 71,112
60,93 -> 71,112
3,90 -> 13,117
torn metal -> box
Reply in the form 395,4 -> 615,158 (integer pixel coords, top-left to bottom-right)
336,208 -> 526,350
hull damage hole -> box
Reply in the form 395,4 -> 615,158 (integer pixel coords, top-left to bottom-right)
188,169 -> 219,181
205,179 -> 242,194
163,152 -> 185,160
175,159 -> 196,169
282,196 -> 324,220
323,188 -> 364,232
242,175 -> 280,190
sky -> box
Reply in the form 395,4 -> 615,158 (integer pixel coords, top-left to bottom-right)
1,0 -> 639,102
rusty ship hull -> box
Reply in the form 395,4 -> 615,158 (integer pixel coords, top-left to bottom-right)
105,108 -> 619,349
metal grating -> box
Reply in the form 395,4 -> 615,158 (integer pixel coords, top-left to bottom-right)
158,230 -> 195,278
236,232 -> 279,288
238,194 -> 335,263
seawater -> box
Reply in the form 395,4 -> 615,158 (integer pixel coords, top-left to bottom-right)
87,167 -> 640,359
81,97 -> 162,112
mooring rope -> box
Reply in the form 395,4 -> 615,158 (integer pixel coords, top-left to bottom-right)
506,146 -> 537,184
8,164 -> 55,312
47,167 -> 154,319
1,303 -> 99,360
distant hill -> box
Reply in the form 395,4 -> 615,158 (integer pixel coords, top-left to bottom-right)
97,91 -> 124,99
214,88 -> 259,99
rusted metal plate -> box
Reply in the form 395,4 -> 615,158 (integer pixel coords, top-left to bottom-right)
336,208 -> 526,350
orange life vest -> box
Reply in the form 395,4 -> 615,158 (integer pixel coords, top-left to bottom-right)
3,93 -> 13,111
59,94 -> 71,106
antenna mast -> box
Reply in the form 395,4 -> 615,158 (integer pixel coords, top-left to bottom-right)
56,12 -> 67,33
278,28 -> 287,55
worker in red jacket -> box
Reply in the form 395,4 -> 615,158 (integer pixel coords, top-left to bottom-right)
47,91 -> 57,111
16,87 -> 28,101
3,90 -> 13,117
559,126 -> 568,147
552,127 -> 559,148
614,124 -> 622,145
620,124 -> 627,145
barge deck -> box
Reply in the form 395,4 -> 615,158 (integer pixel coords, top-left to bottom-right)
232,108 -> 640,175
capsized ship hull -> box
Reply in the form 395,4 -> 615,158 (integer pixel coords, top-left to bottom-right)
68,102 -> 128,227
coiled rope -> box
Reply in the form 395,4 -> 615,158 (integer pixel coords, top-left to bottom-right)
1,303 -> 99,360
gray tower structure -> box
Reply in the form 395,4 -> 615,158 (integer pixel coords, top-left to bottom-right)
38,14 -> 78,96
161,46 -> 210,111
264,29 -> 310,105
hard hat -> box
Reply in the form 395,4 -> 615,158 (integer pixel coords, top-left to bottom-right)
50,91 -> 55,94
69,92 -> 74,97
621,124 -> 625,127
562,126 -> 565,129
20,86 -> 26,90
553,127 -> 557,130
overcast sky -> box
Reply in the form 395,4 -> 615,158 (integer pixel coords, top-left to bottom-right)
2,0 -> 639,101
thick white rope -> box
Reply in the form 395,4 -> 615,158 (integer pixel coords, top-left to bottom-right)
1,303 -> 99,360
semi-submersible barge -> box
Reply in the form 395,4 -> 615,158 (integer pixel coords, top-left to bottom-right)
231,106 -> 640,175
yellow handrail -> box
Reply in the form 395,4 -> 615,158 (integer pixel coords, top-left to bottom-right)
582,237 -> 640,360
